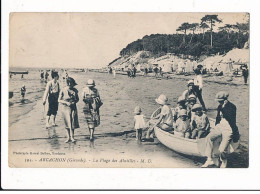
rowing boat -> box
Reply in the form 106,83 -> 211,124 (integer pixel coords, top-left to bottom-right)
10,71 -> 29,74
151,107 -> 239,157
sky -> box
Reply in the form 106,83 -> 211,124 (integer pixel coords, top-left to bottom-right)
9,12 -> 248,69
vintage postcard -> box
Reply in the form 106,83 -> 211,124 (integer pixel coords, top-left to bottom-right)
8,12 -> 249,168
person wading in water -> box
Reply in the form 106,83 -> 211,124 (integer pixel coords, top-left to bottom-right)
82,79 -> 103,141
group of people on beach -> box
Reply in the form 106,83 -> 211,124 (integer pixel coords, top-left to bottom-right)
133,66 -> 240,168
42,71 -> 102,143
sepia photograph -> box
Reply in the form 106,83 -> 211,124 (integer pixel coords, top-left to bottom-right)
8,12 -> 249,168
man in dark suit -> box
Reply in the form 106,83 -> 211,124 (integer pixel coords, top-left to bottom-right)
202,91 -> 240,168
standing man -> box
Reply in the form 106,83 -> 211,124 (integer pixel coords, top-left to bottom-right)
242,64 -> 249,85
202,91 -> 240,168
194,68 -> 206,111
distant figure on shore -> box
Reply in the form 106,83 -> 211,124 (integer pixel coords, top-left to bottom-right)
133,106 -> 146,142
113,68 -> 116,78
154,67 -> 159,77
144,68 -> 148,76
82,79 -> 103,141
42,71 -> 60,128
159,67 -> 163,77
9,74 -> 12,79
109,67 -> 112,75
202,91 -> 240,168
58,77 -> 79,143
242,65 -> 249,85
21,74 -> 24,79
20,85 -> 26,101
193,68 -> 206,111
40,70 -> 44,80
133,66 -> 137,78
45,71 -> 49,82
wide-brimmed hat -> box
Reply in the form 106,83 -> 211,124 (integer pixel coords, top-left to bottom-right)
192,104 -> 203,111
215,91 -> 229,101
187,80 -> 194,86
188,94 -> 197,101
155,94 -> 169,105
177,96 -> 186,103
134,106 -> 142,114
178,109 -> 187,117
66,77 -> 77,86
86,79 -> 95,87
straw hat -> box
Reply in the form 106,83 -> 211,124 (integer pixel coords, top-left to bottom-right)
155,94 -> 169,105
192,104 -> 203,111
86,79 -> 95,87
215,91 -> 229,101
188,94 -> 197,100
134,106 -> 142,114
177,96 -> 186,103
187,80 -> 194,86
178,109 -> 187,117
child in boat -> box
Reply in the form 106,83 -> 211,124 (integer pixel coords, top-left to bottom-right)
190,104 -> 210,139
144,94 -> 173,142
173,109 -> 191,138
21,85 -> 26,100
133,106 -> 146,141
186,94 -> 197,121
172,96 -> 187,122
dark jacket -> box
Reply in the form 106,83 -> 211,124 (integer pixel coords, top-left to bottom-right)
216,101 -> 239,142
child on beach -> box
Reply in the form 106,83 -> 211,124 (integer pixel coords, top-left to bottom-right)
43,71 -> 60,128
173,109 -> 191,138
143,94 -> 173,142
172,96 -> 187,122
133,106 -> 146,141
58,77 -> 79,143
190,104 -> 210,139
20,85 -> 26,100
82,79 -> 102,141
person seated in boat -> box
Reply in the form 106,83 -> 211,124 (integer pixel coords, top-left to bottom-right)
173,109 -> 191,138
172,96 -> 187,122
133,106 -> 146,142
182,80 -> 197,103
143,94 -> 173,142
190,104 -> 210,139
186,94 -> 197,121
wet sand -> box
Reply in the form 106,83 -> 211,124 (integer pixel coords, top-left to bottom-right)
9,71 -> 249,168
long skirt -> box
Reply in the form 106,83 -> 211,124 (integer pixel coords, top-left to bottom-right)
83,104 -> 100,128
62,105 -> 79,130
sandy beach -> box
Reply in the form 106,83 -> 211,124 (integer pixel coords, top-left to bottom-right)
8,71 -> 249,168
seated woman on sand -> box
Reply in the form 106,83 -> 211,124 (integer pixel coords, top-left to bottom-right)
143,94 -> 173,142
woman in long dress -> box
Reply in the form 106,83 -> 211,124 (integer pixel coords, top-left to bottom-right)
82,79 -> 102,141
58,77 -> 79,143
